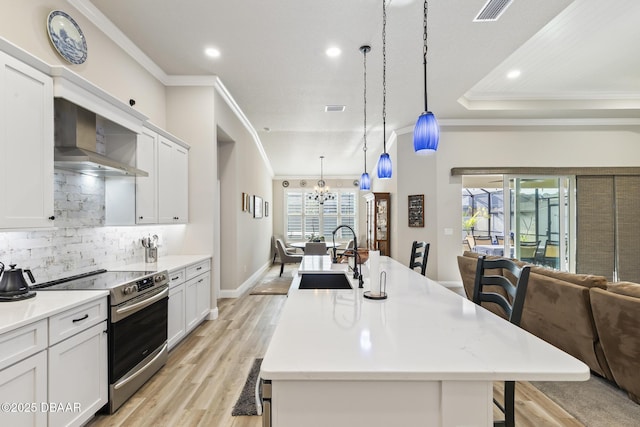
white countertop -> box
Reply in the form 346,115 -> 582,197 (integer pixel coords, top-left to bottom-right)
110,254 -> 211,273
0,290 -> 108,335
261,256 -> 589,382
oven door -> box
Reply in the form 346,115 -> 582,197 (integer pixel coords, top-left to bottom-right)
109,286 -> 168,383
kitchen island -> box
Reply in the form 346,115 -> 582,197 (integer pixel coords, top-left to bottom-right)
260,256 -> 589,427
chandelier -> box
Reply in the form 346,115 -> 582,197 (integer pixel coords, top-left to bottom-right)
309,156 -> 335,205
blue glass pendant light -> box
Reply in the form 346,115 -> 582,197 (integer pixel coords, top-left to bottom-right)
413,0 -> 440,155
359,45 -> 371,191
377,0 -> 392,179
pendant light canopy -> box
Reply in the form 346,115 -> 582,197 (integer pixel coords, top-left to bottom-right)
413,0 -> 440,155
359,45 -> 371,191
377,0 -> 392,179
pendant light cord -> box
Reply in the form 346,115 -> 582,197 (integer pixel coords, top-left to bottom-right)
363,46 -> 368,171
382,0 -> 387,154
423,0 -> 429,112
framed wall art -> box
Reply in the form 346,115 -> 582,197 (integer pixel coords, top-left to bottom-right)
242,192 -> 249,212
254,195 -> 263,218
408,194 -> 424,227
265,201 -> 269,217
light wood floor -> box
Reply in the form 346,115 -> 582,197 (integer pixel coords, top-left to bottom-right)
87,275 -> 585,427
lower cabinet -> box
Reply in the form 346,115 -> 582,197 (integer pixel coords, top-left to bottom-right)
168,283 -> 186,350
167,258 -> 211,350
48,321 -> 108,427
0,351 -> 48,427
186,271 -> 211,333
0,296 -> 108,427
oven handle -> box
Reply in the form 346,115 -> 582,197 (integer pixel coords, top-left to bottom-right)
113,342 -> 168,391
115,286 -> 168,318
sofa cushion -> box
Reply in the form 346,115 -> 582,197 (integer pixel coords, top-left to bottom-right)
519,269 -> 610,378
606,281 -> 640,298
529,266 -> 608,289
591,287 -> 640,403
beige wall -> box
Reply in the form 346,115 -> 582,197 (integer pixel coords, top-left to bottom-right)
0,0 -> 167,126
394,127 -> 640,283
214,90 -> 273,293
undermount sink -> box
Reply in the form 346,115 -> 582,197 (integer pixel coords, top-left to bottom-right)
298,273 -> 352,290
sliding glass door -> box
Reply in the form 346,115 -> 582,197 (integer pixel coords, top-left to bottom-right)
505,176 -> 574,271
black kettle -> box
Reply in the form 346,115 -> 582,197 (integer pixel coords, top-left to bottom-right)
0,262 -> 37,301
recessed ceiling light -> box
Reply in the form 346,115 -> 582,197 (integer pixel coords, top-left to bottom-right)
205,47 -> 221,58
507,69 -> 521,79
326,47 -> 341,58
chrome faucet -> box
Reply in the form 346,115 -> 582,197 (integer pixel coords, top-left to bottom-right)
332,225 -> 363,288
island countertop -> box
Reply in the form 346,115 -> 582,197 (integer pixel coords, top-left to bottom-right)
261,256 -> 589,382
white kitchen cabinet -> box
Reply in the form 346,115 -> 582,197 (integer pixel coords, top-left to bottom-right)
168,281 -> 186,350
0,351 -> 47,427
167,259 -> 211,349
48,321 -> 108,427
158,135 -> 189,224
135,127 -> 188,225
135,128 -> 158,224
0,51 -> 54,229
186,259 -> 211,333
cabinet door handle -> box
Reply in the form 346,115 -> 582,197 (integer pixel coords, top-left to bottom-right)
172,276 -> 180,281
72,314 -> 89,323
48,215 -> 56,220
196,266 -> 202,271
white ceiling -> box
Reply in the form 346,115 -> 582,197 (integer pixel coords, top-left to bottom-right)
83,0 -> 640,178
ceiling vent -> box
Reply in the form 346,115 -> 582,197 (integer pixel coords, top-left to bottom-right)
474,0 -> 514,22
325,105 -> 346,112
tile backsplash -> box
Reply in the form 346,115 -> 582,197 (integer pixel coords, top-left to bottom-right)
0,170 -> 182,283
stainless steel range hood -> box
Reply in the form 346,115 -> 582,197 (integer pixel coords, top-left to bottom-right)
54,98 -> 148,177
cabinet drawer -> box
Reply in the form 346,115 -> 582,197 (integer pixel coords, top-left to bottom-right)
49,298 -> 107,346
186,259 -> 211,280
0,320 -> 47,371
168,268 -> 186,287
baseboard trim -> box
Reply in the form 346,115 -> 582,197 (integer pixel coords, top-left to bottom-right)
207,306 -> 219,320
218,261 -> 271,298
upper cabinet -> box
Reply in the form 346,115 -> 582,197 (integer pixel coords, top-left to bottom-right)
157,135 -> 189,224
0,51 -> 55,229
135,128 -> 159,224
137,125 -> 189,225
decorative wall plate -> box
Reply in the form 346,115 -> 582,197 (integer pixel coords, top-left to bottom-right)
282,180 -> 289,187
300,180 -> 307,187
47,10 -> 88,64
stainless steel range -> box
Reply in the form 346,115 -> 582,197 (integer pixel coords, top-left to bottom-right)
35,269 -> 169,413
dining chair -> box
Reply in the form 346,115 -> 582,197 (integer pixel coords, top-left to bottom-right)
276,239 -> 303,276
542,240 -> 560,269
472,256 -> 531,427
519,241 -> 540,264
474,235 -> 493,245
496,236 -> 504,246
304,242 -> 328,255
409,241 -> 429,276
334,239 -> 354,262
465,235 -> 476,250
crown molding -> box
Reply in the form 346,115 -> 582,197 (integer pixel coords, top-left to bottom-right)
67,0 -> 274,177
